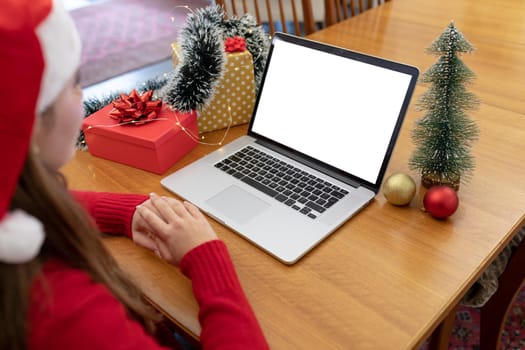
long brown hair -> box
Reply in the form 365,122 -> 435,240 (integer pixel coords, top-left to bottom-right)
0,151 -> 158,349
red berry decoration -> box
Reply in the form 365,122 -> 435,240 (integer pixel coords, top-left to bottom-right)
423,185 -> 459,219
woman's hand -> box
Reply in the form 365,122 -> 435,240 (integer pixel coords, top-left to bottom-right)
131,198 -> 159,252
135,193 -> 218,266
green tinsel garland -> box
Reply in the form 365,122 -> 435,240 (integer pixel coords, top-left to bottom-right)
163,5 -> 270,112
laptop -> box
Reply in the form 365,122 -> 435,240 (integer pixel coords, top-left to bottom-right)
161,32 -> 419,264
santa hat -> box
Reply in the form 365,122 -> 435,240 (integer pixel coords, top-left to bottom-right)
0,0 -> 81,264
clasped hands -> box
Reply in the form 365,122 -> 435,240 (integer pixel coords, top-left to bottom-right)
131,193 -> 217,266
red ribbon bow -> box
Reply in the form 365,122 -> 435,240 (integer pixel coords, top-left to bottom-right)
109,89 -> 162,125
224,36 -> 246,53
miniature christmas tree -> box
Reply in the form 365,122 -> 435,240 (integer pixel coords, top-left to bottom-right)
409,22 -> 479,190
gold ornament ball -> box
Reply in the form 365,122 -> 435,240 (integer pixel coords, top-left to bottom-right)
383,173 -> 416,206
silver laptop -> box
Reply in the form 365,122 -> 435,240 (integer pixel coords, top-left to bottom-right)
161,32 -> 419,264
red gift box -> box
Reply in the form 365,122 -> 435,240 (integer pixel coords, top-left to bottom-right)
82,104 -> 198,174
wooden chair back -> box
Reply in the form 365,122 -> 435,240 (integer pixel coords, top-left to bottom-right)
215,0 -> 318,36
325,0 -> 391,26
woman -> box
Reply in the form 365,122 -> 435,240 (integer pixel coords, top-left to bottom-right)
0,1 -> 268,349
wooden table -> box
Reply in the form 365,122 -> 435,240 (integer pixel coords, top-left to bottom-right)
63,0 -> 525,348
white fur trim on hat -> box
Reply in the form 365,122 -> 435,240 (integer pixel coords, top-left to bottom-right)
36,0 -> 81,113
0,210 -> 45,264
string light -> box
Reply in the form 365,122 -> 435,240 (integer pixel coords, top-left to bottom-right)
170,5 -> 194,22
171,105 -> 233,146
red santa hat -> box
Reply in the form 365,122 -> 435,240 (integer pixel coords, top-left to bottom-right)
0,0 -> 81,263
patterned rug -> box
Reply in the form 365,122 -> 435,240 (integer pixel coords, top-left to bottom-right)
421,284 -> 525,349
70,0 -> 210,87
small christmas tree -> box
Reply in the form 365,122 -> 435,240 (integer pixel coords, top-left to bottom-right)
409,22 -> 479,190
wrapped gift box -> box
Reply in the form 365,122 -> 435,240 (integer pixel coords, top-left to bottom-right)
172,43 -> 256,134
82,104 -> 198,174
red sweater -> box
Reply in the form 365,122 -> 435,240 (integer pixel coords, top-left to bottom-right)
29,191 -> 269,350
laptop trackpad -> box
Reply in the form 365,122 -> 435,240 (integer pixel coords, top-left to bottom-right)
206,185 -> 270,225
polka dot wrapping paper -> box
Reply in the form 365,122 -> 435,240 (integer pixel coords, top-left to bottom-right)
197,50 -> 256,134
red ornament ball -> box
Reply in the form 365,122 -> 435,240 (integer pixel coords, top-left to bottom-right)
423,185 -> 459,219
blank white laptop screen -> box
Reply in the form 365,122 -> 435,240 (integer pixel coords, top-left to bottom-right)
251,39 -> 413,185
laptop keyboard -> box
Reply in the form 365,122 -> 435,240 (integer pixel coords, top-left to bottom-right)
214,146 -> 349,219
